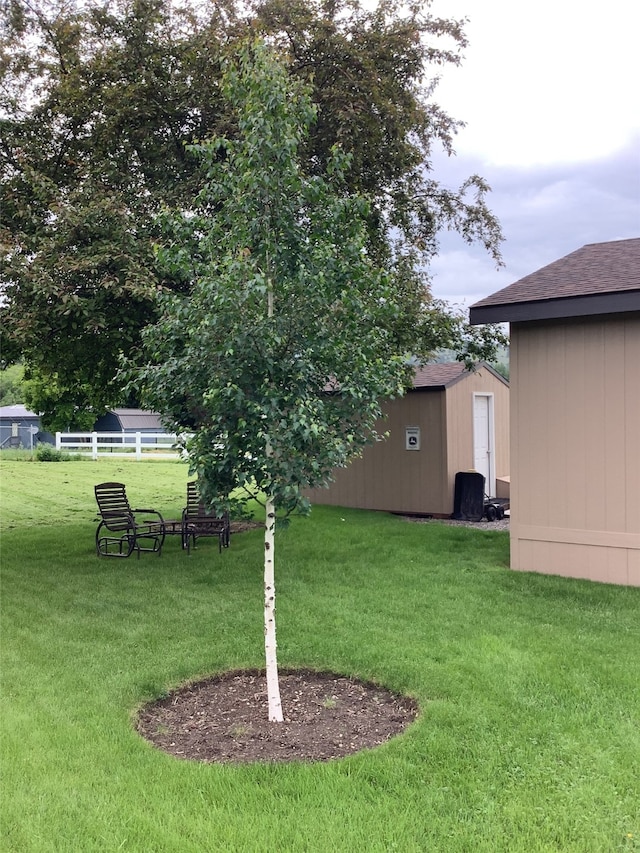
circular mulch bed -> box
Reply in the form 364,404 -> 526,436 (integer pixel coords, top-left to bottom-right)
136,669 -> 419,764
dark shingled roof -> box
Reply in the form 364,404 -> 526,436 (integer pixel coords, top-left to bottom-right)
412,362 -> 467,389
411,362 -> 507,390
111,409 -> 163,431
469,238 -> 640,324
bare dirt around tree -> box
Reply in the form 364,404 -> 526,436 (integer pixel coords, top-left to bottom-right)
136,669 -> 419,764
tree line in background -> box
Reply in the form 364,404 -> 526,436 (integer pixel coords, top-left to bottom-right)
0,350 -> 510,412
1,0 -> 506,431
0,363 -> 24,406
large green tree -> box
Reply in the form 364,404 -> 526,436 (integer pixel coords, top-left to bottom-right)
138,40 -> 435,721
0,0 -> 228,427
1,0 -> 504,430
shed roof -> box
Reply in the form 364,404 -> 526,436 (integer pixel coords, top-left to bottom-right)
110,409 -> 163,430
0,404 -> 39,420
411,361 -> 507,391
469,237 -> 640,324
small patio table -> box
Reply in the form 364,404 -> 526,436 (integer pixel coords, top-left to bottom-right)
163,519 -> 193,551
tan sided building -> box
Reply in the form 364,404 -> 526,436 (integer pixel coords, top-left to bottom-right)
470,237 -> 640,586
305,362 -> 510,517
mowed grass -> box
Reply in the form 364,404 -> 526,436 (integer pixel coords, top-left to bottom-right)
1,459 -> 639,853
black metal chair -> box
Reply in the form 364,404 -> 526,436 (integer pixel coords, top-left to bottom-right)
181,481 -> 230,554
94,482 -> 165,558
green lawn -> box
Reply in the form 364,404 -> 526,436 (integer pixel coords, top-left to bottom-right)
1,458 -> 639,852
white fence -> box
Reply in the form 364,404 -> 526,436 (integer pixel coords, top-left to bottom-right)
55,431 -> 187,460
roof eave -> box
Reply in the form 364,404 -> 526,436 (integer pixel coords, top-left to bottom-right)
409,384 -> 447,392
470,291 -> 640,325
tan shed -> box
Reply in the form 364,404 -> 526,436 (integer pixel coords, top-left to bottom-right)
471,237 -> 640,587
305,362 -> 509,517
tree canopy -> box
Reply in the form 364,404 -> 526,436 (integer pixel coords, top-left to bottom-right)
1,0 -> 505,429
137,39 -> 450,719
138,40 -> 414,513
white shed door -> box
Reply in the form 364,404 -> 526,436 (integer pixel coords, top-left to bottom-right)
473,394 -> 494,496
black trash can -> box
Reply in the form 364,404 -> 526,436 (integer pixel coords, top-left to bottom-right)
452,471 -> 485,521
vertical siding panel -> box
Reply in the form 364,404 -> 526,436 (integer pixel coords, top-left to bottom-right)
495,376 -> 511,481
623,318 -> 640,535
510,326 -> 521,566
603,319 -> 628,529
521,539 -> 538,574
443,380 -> 459,509
628,550 -> 640,587
511,325 -> 525,527
516,326 -> 534,524
565,543 -> 589,580
536,326 -> 553,527
520,325 -> 551,527
441,390 -> 451,513
545,324 -> 568,526
423,393 -> 444,511
515,538 -> 532,573
585,543 -> 603,584
441,391 -> 452,513
604,547 -> 629,586
376,403 -> 400,508
564,323 -> 589,530
444,387 -> 458,514
584,322 -> 607,532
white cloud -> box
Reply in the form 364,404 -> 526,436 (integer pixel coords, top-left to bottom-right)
429,0 -> 640,166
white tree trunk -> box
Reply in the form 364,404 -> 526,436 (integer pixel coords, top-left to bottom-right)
264,495 -> 283,722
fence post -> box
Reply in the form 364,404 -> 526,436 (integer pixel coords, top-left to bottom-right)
55,432 -> 61,451
136,432 -> 142,461
92,432 -> 98,460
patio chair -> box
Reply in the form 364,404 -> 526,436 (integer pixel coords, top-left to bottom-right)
181,481 -> 230,554
94,482 -> 165,558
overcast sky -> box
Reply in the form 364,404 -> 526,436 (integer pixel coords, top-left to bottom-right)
424,0 -> 640,308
